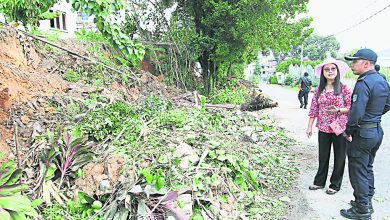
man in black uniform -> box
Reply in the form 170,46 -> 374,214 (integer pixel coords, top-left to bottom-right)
375,64 -> 387,80
341,48 -> 390,219
298,72 -> 312,109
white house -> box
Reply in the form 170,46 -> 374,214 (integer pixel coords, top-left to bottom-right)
38,0 -> 95,37
245,51 -> 278,83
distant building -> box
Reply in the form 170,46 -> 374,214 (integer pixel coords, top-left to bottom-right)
377,48 -> 390,69
245,51 -> 277,83
38,0 -> 96,37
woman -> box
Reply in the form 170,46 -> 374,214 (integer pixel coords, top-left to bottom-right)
306,57 -> 352,195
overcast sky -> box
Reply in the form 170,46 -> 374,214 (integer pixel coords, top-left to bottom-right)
307,0 -> 390,53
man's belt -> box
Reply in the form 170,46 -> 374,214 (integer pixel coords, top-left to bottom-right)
359,122 -> 380,128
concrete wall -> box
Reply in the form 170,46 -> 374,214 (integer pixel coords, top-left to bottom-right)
38,0 -> 95,37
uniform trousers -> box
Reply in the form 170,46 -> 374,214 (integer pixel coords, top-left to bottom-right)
298,90 -> 310,107
347,126 -> 383,207
313,131 -> 347,190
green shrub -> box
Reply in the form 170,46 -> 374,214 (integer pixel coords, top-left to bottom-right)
284,74 -> 296,86
209,87 -> 248,105
75,29 -> 106,43
270,75 -> 278,84
64,69 -> 81,82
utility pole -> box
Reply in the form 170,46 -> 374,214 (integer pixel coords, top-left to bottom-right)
300,43 -> 304,76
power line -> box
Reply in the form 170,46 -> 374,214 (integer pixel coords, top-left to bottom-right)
329,2 -> 390,37
347,0 -> 380,20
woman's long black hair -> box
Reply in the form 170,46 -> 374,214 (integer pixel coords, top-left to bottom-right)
316,64 -> 342,100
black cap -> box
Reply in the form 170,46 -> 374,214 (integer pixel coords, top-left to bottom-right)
345,48 -> 377,62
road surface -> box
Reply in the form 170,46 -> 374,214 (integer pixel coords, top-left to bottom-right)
260,83 -> 390,220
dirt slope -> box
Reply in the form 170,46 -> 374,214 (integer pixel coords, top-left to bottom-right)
0,28 -> 68,162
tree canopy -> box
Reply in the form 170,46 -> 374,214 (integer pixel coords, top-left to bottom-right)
0,0 -> 57,25
290,34 -> 341,61
169,0 -> 313,93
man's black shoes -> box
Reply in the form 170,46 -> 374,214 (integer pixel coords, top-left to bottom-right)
350,200 -> 374,214
340,207 -> 371,220
300,104 -> 304,108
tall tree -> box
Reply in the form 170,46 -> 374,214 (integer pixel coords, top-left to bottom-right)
290,34 -> 341,61
172,0 -> 313,94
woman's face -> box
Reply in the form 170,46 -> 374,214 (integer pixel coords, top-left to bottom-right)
322,63 -> 338,81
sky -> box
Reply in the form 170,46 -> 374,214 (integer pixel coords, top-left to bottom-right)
307,0 -> 390,54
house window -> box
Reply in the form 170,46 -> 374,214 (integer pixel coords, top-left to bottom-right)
81,12 -> 89,21
62,13 -> 67,30
49,11 -> 67,31
49,10 -> 55,28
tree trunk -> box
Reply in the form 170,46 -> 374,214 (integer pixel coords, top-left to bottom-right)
200,51 -> 211,95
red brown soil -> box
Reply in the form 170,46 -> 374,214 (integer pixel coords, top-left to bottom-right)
0,28 -> 68,164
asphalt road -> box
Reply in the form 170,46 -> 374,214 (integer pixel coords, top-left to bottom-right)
260,82 -> 390,220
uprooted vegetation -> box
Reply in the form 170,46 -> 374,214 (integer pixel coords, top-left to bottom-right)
0,26 -> 295,220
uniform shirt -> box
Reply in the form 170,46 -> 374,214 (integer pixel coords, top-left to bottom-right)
308,84 -> 352,133
299,76 -> 312,92
346,70 -> 390,135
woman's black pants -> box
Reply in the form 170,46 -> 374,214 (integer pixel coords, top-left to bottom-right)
313,131 -> 347,191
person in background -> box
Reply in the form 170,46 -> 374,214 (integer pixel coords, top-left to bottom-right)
341,49 -> 390,219
306,58 -> 352,195
375,64 -> 387,80
298,72 -> 312,109
375,64 -> 380,72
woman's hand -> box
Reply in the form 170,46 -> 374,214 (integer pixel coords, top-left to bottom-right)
306,127 -> 312,138
325,105 -> 339,114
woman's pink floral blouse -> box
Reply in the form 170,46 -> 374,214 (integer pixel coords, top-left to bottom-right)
308,84 -> 352,133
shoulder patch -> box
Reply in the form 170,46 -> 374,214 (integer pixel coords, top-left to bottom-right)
352,94 -> 358,102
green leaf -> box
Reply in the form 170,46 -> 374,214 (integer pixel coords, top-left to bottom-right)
248,170 -> 257,181
74,2 -> 80,11
78,192 -> 94,204
157,155 -> 169,164
0,195 -> 33,213
30,199 -> 43,208
5,169 -> 22,185
208,151 -> 216,159
9,211 -> 27,220
0,162 -> 16,185
88,2 -> 95,9
92,201 -> 103,210
44,164 -> 56,181
156,177 -> 165,190
219,195 -> 228,203
0,208 -> 11,220
0,184 -> 28,196
140,169 -> 153,184
217,154 -> 226,161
